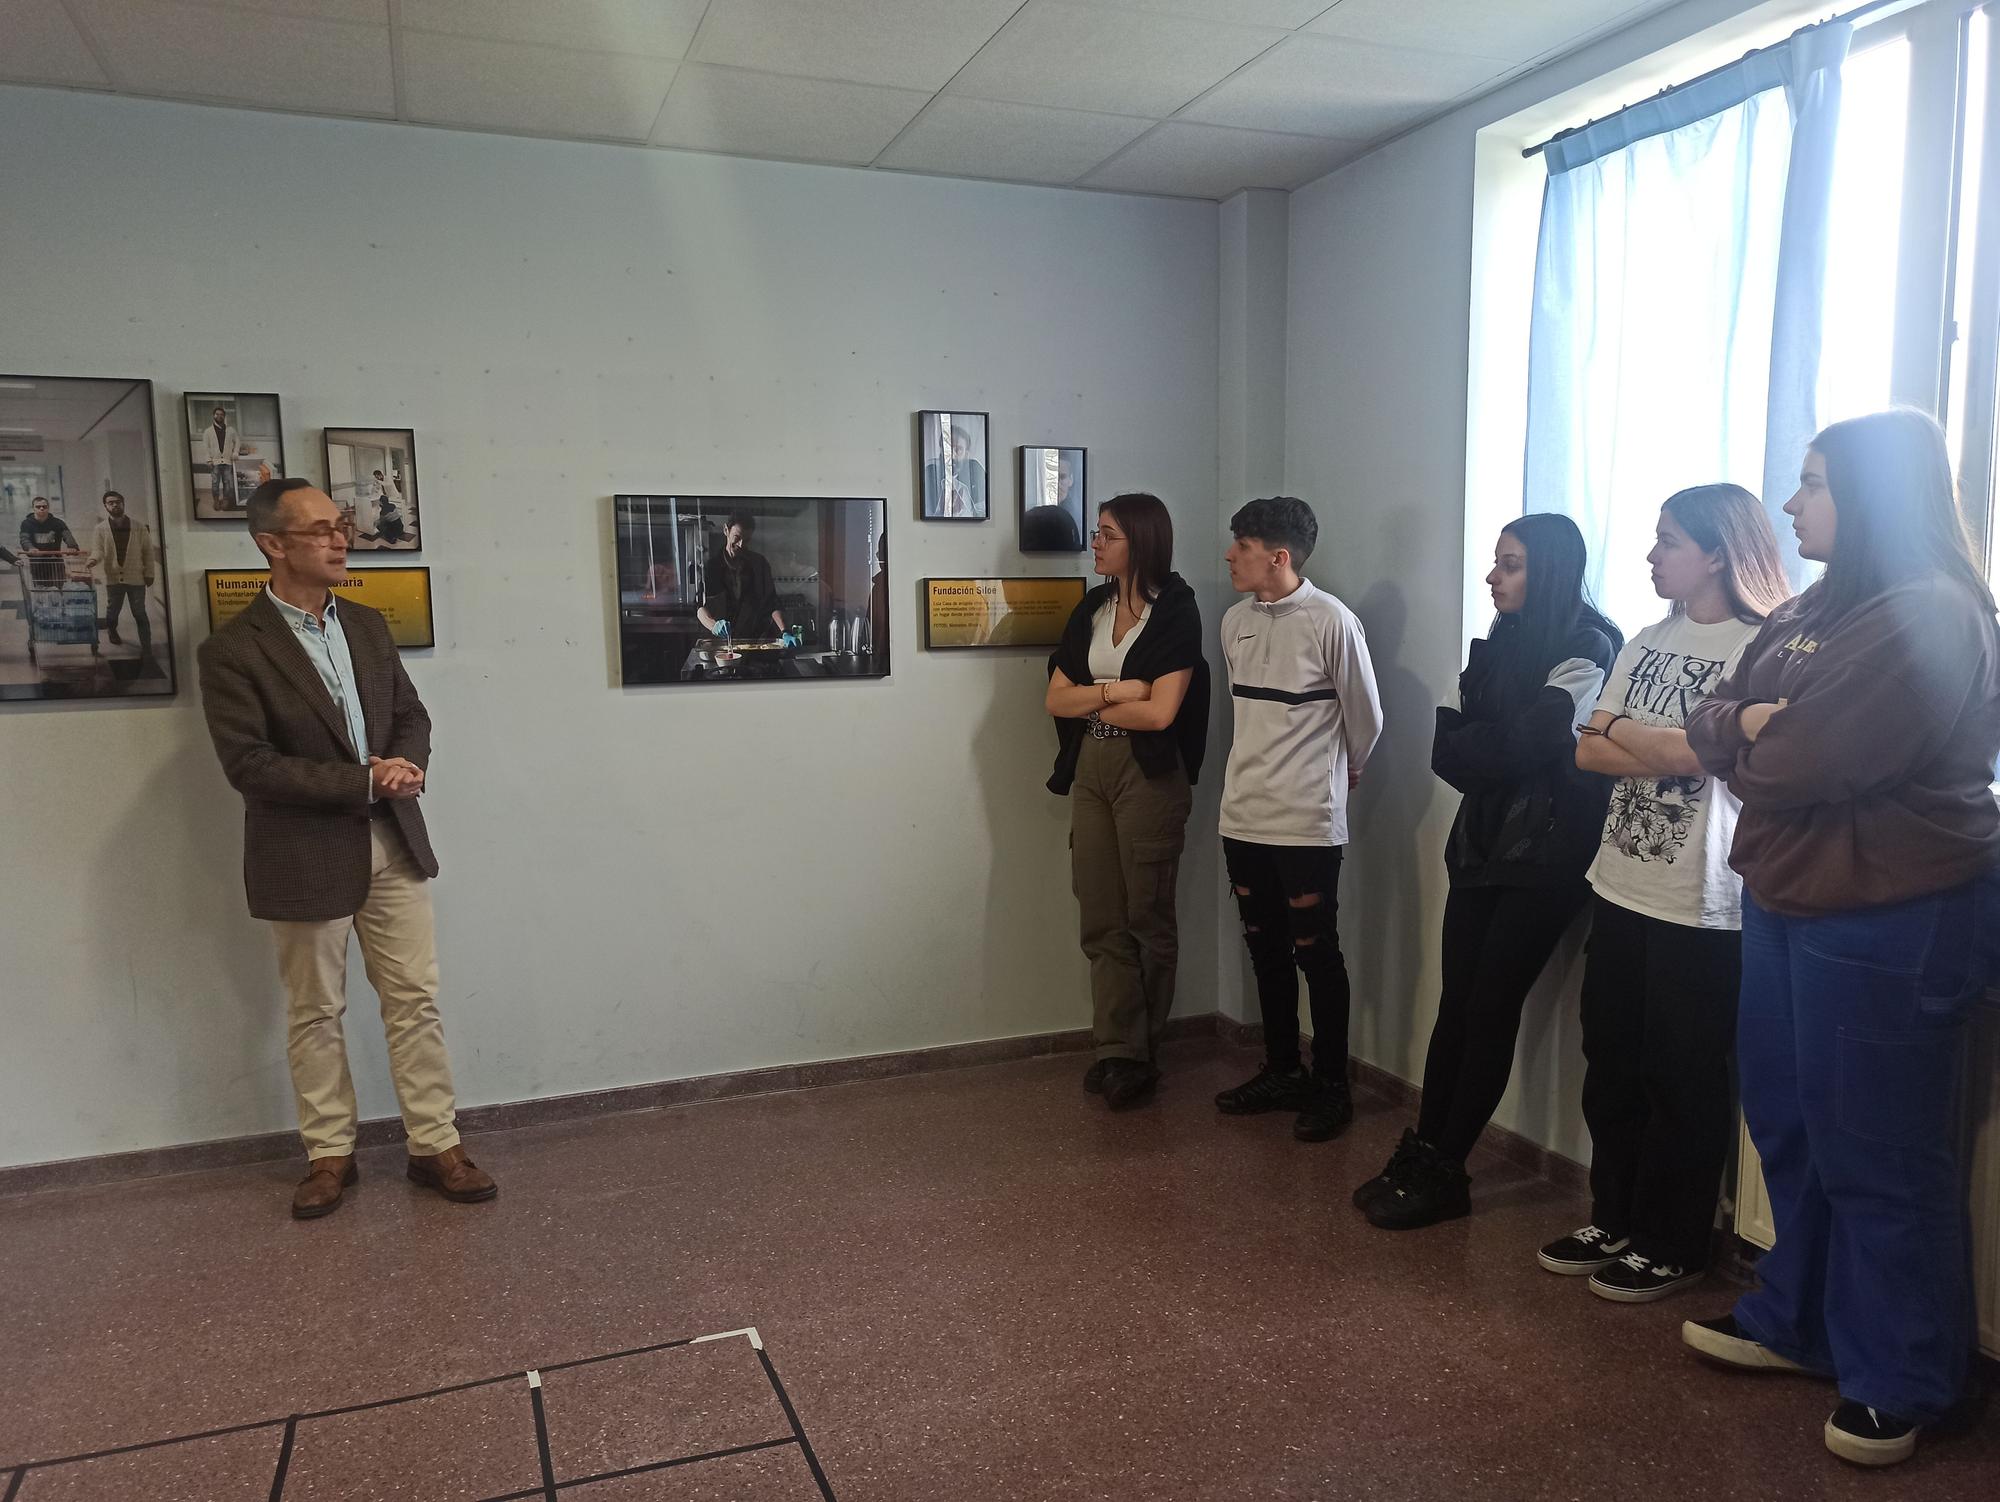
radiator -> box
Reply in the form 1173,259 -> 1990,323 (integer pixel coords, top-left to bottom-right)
1735,990 -> 2000,1360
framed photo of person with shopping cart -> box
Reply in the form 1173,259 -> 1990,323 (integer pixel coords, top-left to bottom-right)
184,391 -> 286,522
325,427 -> 422,552
1,374 -> 177,702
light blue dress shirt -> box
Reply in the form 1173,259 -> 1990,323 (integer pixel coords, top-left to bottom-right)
268,589 -> 370,766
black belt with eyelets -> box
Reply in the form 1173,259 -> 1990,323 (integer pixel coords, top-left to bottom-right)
1086,712 -> 1128,739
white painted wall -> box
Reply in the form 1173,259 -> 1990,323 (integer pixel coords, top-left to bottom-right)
1283,0 -> 1785,1163
0,87 -> 1223,1169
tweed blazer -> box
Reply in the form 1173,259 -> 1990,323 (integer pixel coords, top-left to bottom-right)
198,589 -> 437,922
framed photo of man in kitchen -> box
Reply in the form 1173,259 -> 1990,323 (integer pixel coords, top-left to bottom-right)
184,391 -> 285,521
325,426 -> 421,551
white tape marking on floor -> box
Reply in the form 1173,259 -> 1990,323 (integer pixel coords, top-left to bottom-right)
693,1326 -> 764,1350
526,1369 -> 542,1389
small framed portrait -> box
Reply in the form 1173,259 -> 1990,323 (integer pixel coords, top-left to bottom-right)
1019,446 -> 1086,553
325,427 -> 421,551
918,410 -> 989,521
185,392 -> 285,521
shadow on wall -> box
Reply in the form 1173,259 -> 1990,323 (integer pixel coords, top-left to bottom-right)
126,714 -> 287,1145
1346,580 -> 1441,1079
974,655 -> 1082,1034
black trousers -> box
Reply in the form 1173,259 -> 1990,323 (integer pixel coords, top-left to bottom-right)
104,583 -> 150,647
1578,896 -> 1741,1267
1417,880 -> 1589,1165
1223,838 -> 1348,1077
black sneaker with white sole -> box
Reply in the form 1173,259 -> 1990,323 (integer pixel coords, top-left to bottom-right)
1825,1401 -> 1919,1466
1680,1313 -> 1808,1372
1537,1224 -> 1630,1274
1589,1250 -> 1703,1303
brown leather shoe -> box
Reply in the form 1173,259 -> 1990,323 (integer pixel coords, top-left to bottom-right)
291,1155 -> 357,1220
405,1144 -> 498,1203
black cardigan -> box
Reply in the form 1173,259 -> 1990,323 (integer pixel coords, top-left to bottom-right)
1431,617 -> 1617,887
1046,574 -> 1210,794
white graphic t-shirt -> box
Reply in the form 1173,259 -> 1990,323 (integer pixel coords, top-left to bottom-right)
1586,613 -> 1761,930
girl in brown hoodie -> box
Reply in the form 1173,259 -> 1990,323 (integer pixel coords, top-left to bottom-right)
1681,409 -> 2000,1467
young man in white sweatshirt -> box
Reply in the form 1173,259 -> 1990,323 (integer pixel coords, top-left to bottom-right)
1214,496 -> 1385,1141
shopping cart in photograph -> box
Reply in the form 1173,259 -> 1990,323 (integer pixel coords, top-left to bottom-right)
16,553 -> 99,667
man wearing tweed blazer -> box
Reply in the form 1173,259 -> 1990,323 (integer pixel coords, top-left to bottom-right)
200,477 -> 496,1219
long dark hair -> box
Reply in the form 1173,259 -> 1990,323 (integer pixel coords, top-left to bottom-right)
1100,492 -> 1174,604
1493,512 -> 1623,695
1807,408 -> 1996,626
1662,483 -> 1791,623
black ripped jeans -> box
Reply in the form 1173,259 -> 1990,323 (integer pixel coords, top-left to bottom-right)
1222,838 -> 1349,1078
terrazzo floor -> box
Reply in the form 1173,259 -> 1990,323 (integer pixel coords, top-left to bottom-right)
2,1037 -> 1994,1500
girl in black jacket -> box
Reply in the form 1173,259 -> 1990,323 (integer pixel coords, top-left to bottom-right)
1357,512 -> 1621,1228
1046,493 -> 1209,1110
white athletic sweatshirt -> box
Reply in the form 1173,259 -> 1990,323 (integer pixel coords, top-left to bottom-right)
1219,580 -> 1385,846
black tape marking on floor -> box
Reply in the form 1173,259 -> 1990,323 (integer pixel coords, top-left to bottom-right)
759,1345 -> 838,1501
4,1330 -> 837,1500
528,1378 -> 557,1502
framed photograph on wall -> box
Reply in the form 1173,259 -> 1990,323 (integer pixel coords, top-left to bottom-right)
325,427 -> 420,551
2,374 -> 177,702
184,391 -> 285,521
917,410 -> 988,521
1019,446 -> 1086,553
614,494 -> 888,686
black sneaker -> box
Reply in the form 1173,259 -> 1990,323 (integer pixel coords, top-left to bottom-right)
1292,1074 -> 1353,1142
1102,1058 -> 1159,1111
1082,1059 -> 1109,1095
1825,1401 -> 1918,1466
1363,1142 -> 1470,1230
1537,1224 -> 1630,1275
1679,1313 -> 1807,1372
1589,1251 -> 1703,1303
1352,1128 -> 1425,1210
1214,1063 -> 1312,1116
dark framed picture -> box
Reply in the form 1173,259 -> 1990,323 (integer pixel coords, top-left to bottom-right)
205,566 -> 435,650
922,576 -> 1087,649
917,410 -> 989,521
184,391 -> 285,521
1019,446 -> 1087,553
325,427 -> 420,551
615,494 -> 889,686
2,374 -> 177,701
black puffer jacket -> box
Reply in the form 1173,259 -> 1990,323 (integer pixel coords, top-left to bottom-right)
1433,617 -> 1618,887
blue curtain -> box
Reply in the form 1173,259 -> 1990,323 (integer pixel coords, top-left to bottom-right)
1523,23 -> 1853,628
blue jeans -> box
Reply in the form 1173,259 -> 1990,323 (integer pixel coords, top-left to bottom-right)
1734,874 -> 1996,1423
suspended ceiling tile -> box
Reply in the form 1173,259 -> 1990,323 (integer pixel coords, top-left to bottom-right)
67,0 -> 393,114
946,1 -> 1285,120
1070,0 -> 1338,27
200,1 -> 388,21
401,30 -> 674,140
690,0 -> 1025,92
653,65 -> 930,165
399,0 -> 708,59
1179,33 -> 1509,139
0,0 -> 110,87
877,96 -> 1155,185
1080,120 -> 1365,199
1307,0 -> 1667,66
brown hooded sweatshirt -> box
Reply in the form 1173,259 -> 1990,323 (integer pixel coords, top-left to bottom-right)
1684,572 -> 2000,917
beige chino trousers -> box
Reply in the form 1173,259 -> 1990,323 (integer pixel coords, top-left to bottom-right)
270,820 -> 460,1157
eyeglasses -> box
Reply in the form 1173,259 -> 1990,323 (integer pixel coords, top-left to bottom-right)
1089,529 -> 1124,543
266,524 -> 347,545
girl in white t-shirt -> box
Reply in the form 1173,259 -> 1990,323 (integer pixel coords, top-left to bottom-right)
1537,484 -> 1791,1303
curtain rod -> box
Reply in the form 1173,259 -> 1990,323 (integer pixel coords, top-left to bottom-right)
1521,0 -> 1912,159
